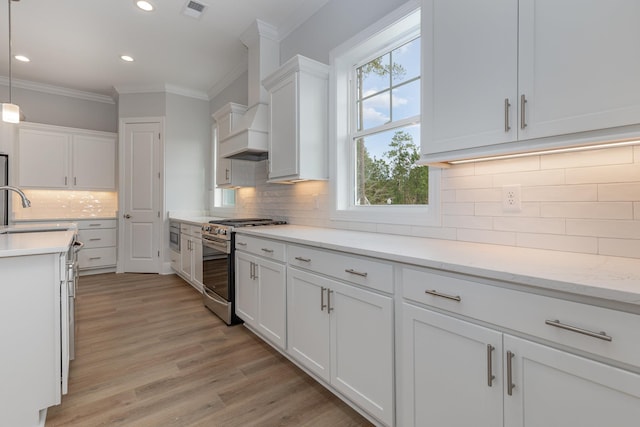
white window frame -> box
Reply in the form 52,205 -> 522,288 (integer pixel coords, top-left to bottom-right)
329,1 -> 440,227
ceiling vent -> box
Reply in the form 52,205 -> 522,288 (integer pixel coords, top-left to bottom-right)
182,0 -> 207,19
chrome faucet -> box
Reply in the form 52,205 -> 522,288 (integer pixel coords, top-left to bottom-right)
0,186 -> 31,208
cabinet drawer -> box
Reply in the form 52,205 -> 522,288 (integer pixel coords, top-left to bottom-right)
402,266 -> 640,368
77,219 -> 116,229
78,247 -> 116,269
235,235 -> 286,262
78,228 -> 116,248
179,224 -> 201,237
289,244 -> 393,294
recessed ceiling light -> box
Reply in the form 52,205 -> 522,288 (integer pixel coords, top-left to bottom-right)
135,1 -> 154,12
14,55 -> 30,62
120,55 -> 135,62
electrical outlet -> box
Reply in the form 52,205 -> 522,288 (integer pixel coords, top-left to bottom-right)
502,184 -> 521,213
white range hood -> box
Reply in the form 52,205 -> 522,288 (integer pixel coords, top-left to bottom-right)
216,20 -> 280,161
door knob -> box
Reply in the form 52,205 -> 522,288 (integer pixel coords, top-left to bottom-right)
124,214 -> 132,219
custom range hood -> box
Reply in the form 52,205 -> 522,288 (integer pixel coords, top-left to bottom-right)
216,20 -> 280,161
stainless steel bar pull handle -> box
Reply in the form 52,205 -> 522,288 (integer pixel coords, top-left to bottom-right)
344,268 -> 367,277
237,242 -> 247,246
320,286 -> 327,311
424,289 -> 462,302
487,344 -> 495,387
225,169 -> 229,180
504,98 -> 511,132
327,289 -> 334,312
261,248 -> 274,253
520,94 -> 527,129
295,256 -> 311,262
545,319 -> 612,342
506,351 -> 515,396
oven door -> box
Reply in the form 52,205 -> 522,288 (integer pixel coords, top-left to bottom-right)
201,236 -> 234,324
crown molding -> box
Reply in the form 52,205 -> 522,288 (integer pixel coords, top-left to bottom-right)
0,76 -> 116,104
207,57 -> 248,101
113,83 -> 209,101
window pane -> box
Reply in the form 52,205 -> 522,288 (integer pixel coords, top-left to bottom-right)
392,38 -> 421,85
358,53 -> 391,96
359,90 -> 391,130
392,79 -> 421,122
222,189 -> 235,206
354,124 -> 428,206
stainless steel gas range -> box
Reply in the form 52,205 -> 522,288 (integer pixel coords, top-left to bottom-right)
200,218 -> 286,325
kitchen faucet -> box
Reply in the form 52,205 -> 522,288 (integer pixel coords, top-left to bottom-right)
0,186 -> 31,208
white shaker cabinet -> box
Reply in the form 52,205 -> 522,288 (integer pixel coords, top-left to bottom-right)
263,55 -> 329,183
17,123 -> 116,190
422,0 -> 640,162
178,224 -> 203,291
235,236 -> 287,350
401,305 -> 503,427
287,260 -> 394,426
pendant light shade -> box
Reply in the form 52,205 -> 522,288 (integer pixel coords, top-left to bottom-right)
3,0 -> 19,124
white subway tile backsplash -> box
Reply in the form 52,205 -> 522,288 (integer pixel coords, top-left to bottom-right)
12,190 -> 118,220
540,146 -> 633,169
475,202 -> 540,217
492,169 -> 565,187
442,174 -> 493,190
566,164 -> 640,184
442,202 -> 474,216
456,188 -> 501,202
457,228 -> 516,246
522,184 -> 597,202
541,202 -> 633,220
475,156 -> 540,175
516,233 -> 598,254
567,219 -> 640,239
442,215 -> 493,230
598,183 -> 640,201
441,190 -> 456,203
494,217 -> 566,235
410,225 -> 458,240
635,202 -> 640,220
599,238 -> 640,258
441,162 -> 475,177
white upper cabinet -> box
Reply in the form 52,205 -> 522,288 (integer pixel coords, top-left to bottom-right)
263,55 -> 329,183
422,0 -> 640,162
17,123 -> 116,190
213,106 -> 256,188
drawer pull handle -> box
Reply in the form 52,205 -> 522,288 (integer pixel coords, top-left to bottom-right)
327,289 -> 334,312
89,238 -> 102,241
344,268 -> 367,278
320,286 -> 327,311
424,289 -> 461,302
89,223 -> 101,227
261,248 -> 274,253
504,98 -> 511,132
520,94 -> 527,129
295,256 -> 311,262
545,319 -> 612,342
89,257 -> 102,260
237,242 -> 247,246
506,351 -> 515,396
487,344 -> 495,387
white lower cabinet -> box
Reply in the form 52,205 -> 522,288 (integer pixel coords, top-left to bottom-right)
235,236 -> 287,350
287,267 -> 394,426
178,224 -> 203,291
77,219 -> 117,273
400,266 -> 640,427
401,305 -> 503,427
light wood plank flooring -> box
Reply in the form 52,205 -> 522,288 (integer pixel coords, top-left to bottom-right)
46,273 -> 373,427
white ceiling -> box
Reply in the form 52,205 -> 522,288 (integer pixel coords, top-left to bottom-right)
0,0 -> 330,100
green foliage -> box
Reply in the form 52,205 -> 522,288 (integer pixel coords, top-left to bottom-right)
359,56 -> 406,82
356,131 -> 428,206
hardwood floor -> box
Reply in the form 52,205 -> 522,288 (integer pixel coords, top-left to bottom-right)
46,273 -> 373,427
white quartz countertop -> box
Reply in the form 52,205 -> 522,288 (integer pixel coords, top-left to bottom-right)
169,214 -> 227,226
0,223 -> 77,257
235,225 -> 640,307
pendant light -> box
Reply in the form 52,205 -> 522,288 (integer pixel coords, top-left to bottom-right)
2,0 -> 19,123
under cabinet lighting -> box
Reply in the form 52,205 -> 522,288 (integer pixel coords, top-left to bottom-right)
447,139 -> 640,165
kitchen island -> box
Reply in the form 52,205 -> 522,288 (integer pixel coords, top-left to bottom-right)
0,227 -> 76,427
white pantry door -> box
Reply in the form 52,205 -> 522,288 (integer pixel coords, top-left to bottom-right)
122,121 -> 161,273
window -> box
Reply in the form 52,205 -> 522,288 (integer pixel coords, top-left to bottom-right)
331,4 -> 440,226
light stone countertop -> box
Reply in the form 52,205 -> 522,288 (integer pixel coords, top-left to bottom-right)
169,214 -> 227,226
0,223 -> 77,257
235,225 -> 640,308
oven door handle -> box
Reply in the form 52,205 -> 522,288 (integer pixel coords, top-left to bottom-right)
202,238 -> 228,253
203,287 -> 227,305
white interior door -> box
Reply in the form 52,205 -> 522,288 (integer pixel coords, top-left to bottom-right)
121,121 -> 161,273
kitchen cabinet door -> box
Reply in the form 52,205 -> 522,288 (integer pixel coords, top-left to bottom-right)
255,257 -> 286,349
504,335 -> 640,427
180,234 -> 192,279
72,134 -> 116,189
517,0 -> 640,142
192,235 -> 203,288
422,0 -> 518,154
401,303 -> 503,427
235,251 -> 258,325
18,128 -> 70,188
330,279 -> 394,427
286,267 -> 331,382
